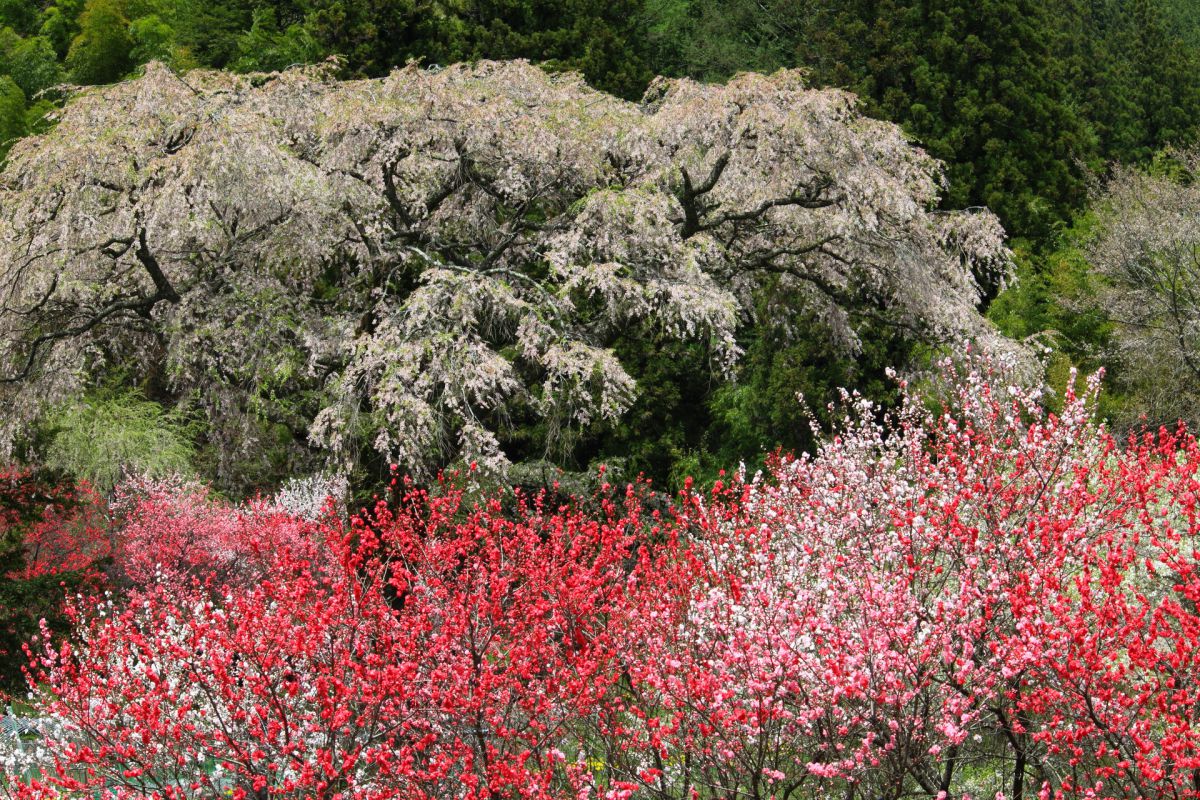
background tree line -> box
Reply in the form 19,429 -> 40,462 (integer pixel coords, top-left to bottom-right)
4,0 -> 1196,235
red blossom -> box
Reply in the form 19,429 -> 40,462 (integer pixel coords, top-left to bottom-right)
12,353 -> 1200,800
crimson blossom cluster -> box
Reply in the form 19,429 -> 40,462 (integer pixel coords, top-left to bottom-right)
5,355 -> 1200,800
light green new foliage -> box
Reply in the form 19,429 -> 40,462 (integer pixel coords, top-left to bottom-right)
43,391 -> 197,491
0,74 -> 24,157
6,35 -> 62,98
128,14 -> 176,65
66,0 -> 133,84
229,9 -> 323,73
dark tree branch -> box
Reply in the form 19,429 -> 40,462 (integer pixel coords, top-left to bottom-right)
382,156 -> 416,228
135,228 -> 180,304
678,152 -> 731,238
676,154 -> 837,240
701,185 -> 836,231
0,228 -> 185,383
744,235 -> 842,266
98,236 -> 134,259
1,289 -> 175,383
5,274 -> 58,317
939,744 -> 960,795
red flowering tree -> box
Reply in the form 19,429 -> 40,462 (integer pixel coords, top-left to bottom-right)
16,476 -> 658,799
12,351 -> 1200,800
0,466 -> 107,697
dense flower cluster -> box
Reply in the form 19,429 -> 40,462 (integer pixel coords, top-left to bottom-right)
0,468 -> 107,582
6,354 -> 1200,799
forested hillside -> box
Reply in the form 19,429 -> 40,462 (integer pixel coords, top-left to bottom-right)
0,0 -> 1196,494
646,0 -> 1200,239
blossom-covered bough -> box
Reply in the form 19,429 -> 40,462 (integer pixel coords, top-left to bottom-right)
596,356 -> 1200,800
0,60 -> 1009,479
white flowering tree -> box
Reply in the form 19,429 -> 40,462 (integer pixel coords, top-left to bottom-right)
0,60 -> 1010,480
1085,148 -> 1200,430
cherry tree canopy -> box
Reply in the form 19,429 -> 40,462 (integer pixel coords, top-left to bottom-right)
0,60 -> 1010,477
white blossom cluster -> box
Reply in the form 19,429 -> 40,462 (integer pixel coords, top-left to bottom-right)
1086,147 -> 1200,431
271,471 -> 348,519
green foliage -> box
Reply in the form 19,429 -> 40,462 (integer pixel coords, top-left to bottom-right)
644,0 -> 1200,245
42,391 -> 197,491
30,0 -> 655,98
1129,0 -> 1200,149
590,336 -> 717,490
561,302 -> 913,492
6,34 -> 61,96
990,233 -> 1106,355
0,25 -> 19,63
230,7 -> 322,72
293,0 -> 652,97
0,74 -> 25,159
988,217 -> 1126,421
66,0 -> 133,84
24,96 -> 58,134
1162,0 -> 1200,49
867,0 -> 1090,241
455,0 -> 652,98
0,568 -> 71,693
39,1 -> 83,58
712,320 -> 910,466
0,0 -> 43,36
301,0 -> 439,77
128,13 -> 175,64
1060,0 -> 1200,167
642,0 -> 860,86
154,0 -> 259,68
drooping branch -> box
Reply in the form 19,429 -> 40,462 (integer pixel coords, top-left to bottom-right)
0,287 -> 177,384
4,274 -> 58,317
0,228 -> 181,383
701,181 -> 838,232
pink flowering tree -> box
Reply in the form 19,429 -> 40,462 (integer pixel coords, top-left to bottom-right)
604,354 -> 1200,800
105,475 -> 324,591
